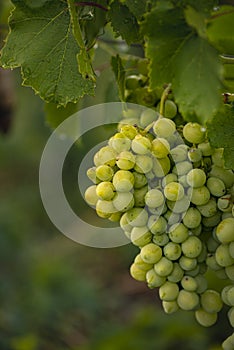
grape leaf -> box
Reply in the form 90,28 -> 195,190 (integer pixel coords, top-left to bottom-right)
207,104 -> 234,169
109,1 -> 142,44
0,0 -> 95,106
123,0 -> 148,20
206,6 -> 234,55
111,55 -> 125,101
177,0 -> 218,13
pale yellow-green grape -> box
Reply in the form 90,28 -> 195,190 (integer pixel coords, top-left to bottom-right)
167,262 -> 184,283
116,151 -> 135,170
153,233 -> 169,246
87,167 -> 101,184
169,223 -> 189,243
186,168 -> 207,188
222,285 -> 234,306
177,289 -> 200,310
195,274 -> 208,294
113,192 -> 134,212
154,257 -> 174,277
134,254 -> 153,271
222,333 -> 234,350
183,207 -> 202,229
140,243 -> 162,264
164,100 -> 178,119
206,254 -> 222,271
228,307 -> 234,327
188,148 -> 202,163
162,300 -> 179,314
183,122 -> 206,144
133,171 -> 148,189
167,197 -> 190,213
145,188 -> 164,208
152,156 -> 171,178
225,265 -> 234,281
164,182 -> 184,201
197,198 -> 218,217
118,118 -> 139,130
170,145 -> 188,163
96,181 -> 115,200
162,173 -> 178,187
126,208 -> 148,227
209,165 -> 234,189
181,275 -> 198,292
153,118 -> 176,138
131,134 -> 152,154
148,203 -> 167,216
94,146 -> 117,167
215,244 -> 234,267
84,185 -> 99,206
200,289 -> 223,313
134,155 -> 153,173
96,199 -> 116,218
109,132 -> 131,153
226,286 -> 234,306
140,109 -> 158,128
178,175 -> 189,188
216,218 -> 234,244
148,215 -> 167,235
109,212 -> 122,222
112,170 -> 134,192
131,226 -> 152,247
95,164 -> 114,181
195,308 -> 218,327
179,256 -> 197,271
218,194 -> 232,212
181,236 -> 202,258
191,224 -> 203,237
134,185 -> 148,207
207,176 -> 226,197
130,263 -> 147,282
202,212 -> 222,228
188,186 -> 210,206
152,138 -> 170,158
163,242 -> 181,260
146,269 -> 166,288
159,281 -> 179,301
207,236 -> 219,253
164,210 -> 181,226
119,212 -> 132,233
172,161 -> 193,176
120,124 -> 138,139
198,142 -> 213,157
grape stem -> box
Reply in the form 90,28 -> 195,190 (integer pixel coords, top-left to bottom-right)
159,83 -> 172,117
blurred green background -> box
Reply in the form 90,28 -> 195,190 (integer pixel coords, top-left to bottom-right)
0,1 -> 232,349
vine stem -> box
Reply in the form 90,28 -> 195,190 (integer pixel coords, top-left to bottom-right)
159,83 -> 172,117
67,0 -> 85,50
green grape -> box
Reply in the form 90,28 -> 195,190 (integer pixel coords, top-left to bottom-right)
84,185 -> 99,206
197,198 -> 218,217
154,257 -> 174,277
183,122 -> 206,144
222,285 -> 233,306
134,155 -> 153,173
181,275 -> 198,292
145,188 -> 164,208
126,208 -> 148,227
226,286 -> 234,306
119,212 -> 132,233
134,254 -> 153,271
96,181 -> 115,200
167,262 -> 184,283
200,289 -> 223,313
209,165 -> 234,189
195,309 -> 218,327
153,156 -> 171,177
207,236 -> 219,253
113,192 -> 134,212
162,173 -> 178,187
95,164 -> 114,181
181,236 -> 202,258
112,170 -> 134,192
169,223 -> 189,243
228,307 -> 234,327
215,244 -> 234,267
178,175 -> 189,188
116,151 -> 135,170
130,263 -> 147,282
131,226 -> 152,247
96,199 -> 116,218
202,212 -> 222,228
122,108 -> 141,120
191,224 -> 202,237
167,196 -> 190,213
148,203 -> 167,216
153,118 -> 176,138
87,167 -> 101,184
215,268 -> 228,280
118,118 -> 139,130
120,124 -> 138,139
140,109 -> 158,128
198,142 -> 213,157
133,171 -> 148,189
152,138 -> 170,158
183,207 -> 201,229
225,265 -> 234,281
222,212 -> 233,220
188,148 -> 202,163
164,182 -> 184,201
195,274 -> 208,294
188,186 -> 210,206
140,243 -> 162,264
109,132 -> 131,153
229,242 -> 234,258
207,176 -> 226,197
134,185 -> 148,207
159,281 -> 179,301
162,300 -> 179,314
164,100 -> 177,119
186,264 -> 201,277
172,161 -> 193,176
148,215 -> 167,235
170,145 -> 188,163
222,333 -> 234,350
125,75 -> 143,90
206,254 -> 222,271
153,233 -> 169,246
179,256 -> 197,271
216,218 -> 234,244
177,289 -> 199,310
163,242 -> 181,260
135,86 -> 157,107
94,146 -> 117,167
164,210 -> 181,226
131,134 -> 152,154
146,269 -> 166,288
186,168 -> 207,188
218,194 -> 232,212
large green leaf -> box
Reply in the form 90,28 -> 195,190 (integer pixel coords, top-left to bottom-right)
111,55 -> 126,101
0,0 -> 95,106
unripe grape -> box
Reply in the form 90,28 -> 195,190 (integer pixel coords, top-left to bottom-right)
116,151 -> 135,170
112,170 -> 134,192
206,254 -> 222,271
225,265 -> 234,281
207,236 -> 219,253
125,75 -> 143,90
140,109 -> 158,128
163,242 -> 181,260
167,262 -> 184,283
131,226 -> 152,247
87,167 -> 101,184
153,233 -> 169,246
181,236 -> 202,258
95,164 -> 114,181
216,218 -> 234,244
146,269 -> 166,288
169,223 -> 189,243
148,215 -> 167,235
133,171 -> 148,189
188,148 -> 202,163
154,257 -> 174,276
207,176 -> 226,197
109,211 -> 122,222
215,244 -> 234,267
94,146 -> 117,167
126,208 -> 148,227
195,309 -> 218,327
202,212 -> 222,228
84,185 -> 99,206
96,199 -> 116,218
183,122 -> 206,144
120,124 -> 138,139
228,307 -> 234,327
167,197 -> 190,213
170,145 -> 188,162
164,182 -> 184,201
119,212 -> 132,232
164,210 -> 181,226
191,224 -> 202,237
209,165 -> 234,189
179,256 -> 197,271
145,188 -> 164,208
164,100 -> 177,119
218,194 -> 232,212
178,175 -> 189,188
131,134 -> 152,154
229,242 -> 234,258
181,275 -> 198,292
153,156 -> 171,177
153,118 -> 176,138
162,173 -> 178,187
134,254 -> 153,271
134,155 -> 153,173
177,290 -> 199,310
188,186 -> 210,206
222,333 -> 234,350
152,138 -> 170,158
195,274 -> 208,294
130,263 -> 147,281
96,181 -> 115,200
215,268 -> 228,279
133,185 -> 148,207
198,142 -> 213,156
159,281 -> 179,301
200,289 -> 223,313
110,132 -> 131,153
222,285 -> 233,306
226,286 -> 234,306
113,192 -> 134,212
183,207 -> 201,229
172,161 -> 193,176
140,243 -> 162,264
162,300 -> 179,314
186,168 -> 206,188
148,203 -> 167,216
197,198 -> 217,217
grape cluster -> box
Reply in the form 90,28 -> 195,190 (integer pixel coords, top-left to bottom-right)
84,103 -> 234,349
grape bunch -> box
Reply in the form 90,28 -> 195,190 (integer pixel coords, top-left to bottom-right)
84,101 -> 234,349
